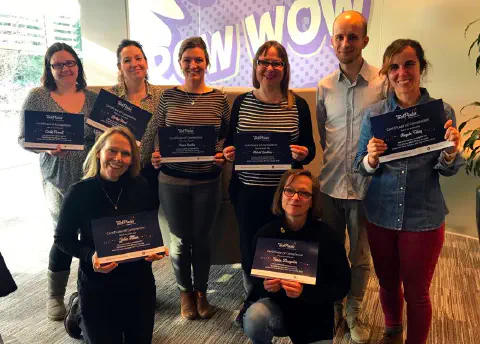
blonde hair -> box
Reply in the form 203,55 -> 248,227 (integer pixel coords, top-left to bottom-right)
271,169 -> 322,219
83,127 -> 140,180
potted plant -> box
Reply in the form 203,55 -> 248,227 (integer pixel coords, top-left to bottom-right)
458,17 -> 480,240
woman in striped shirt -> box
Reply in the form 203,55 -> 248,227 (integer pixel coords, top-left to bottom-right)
151,37 -> 230,320
223,40 -> 316,327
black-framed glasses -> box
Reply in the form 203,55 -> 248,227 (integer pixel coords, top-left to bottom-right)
50,60 -> 77,70
283,187 -> 312,200
257,59 -> 285,69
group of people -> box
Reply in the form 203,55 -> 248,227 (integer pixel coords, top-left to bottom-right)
16,9 -> 462,344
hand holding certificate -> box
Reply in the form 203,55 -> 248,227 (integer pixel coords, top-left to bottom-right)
369,99 -> 455,163
92,210 -> 165,264
251,237 -> 319,285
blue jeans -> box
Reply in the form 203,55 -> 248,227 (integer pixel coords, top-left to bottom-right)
158,179 -> 221,292
244,298 -> 333,344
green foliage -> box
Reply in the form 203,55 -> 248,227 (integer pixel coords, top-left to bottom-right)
460,19 -> 480,176
13,54 -> 43,86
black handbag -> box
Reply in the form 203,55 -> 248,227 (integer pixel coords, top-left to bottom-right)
0,252 -> 17,297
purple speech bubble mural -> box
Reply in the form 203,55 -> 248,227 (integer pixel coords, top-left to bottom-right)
134,0 -> 371,87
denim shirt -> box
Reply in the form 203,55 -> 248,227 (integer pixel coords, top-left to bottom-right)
353,89 -> 464,231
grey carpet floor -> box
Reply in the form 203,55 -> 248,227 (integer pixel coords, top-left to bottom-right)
0,231 -> 478,344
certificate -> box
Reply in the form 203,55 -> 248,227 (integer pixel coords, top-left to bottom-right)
92,210 -> 165,264
235,132 -> 291,171
87,89 -> 152,144
370,99 -> 454,163
158,126 -> 216,162
23,111 -> 84,150
251,237 -> 319,285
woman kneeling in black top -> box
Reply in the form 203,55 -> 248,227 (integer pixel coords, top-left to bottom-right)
243,170 -> 351,344
55,127 -> 167,344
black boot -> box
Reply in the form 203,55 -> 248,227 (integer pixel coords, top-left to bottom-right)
64,292 -> 82,340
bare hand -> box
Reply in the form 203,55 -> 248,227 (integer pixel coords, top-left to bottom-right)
145,247 -> 169,262
151,150 -> 162,169
444,119 -> 459,154
263,278 -> 282,293
367,137 -> 387,168
223,146 -> 236,162
92,252 -> 118,274
213,152 -> 226,167
46,145 -> 68,158
290,145 -> 308,162
281,279 -> 303,298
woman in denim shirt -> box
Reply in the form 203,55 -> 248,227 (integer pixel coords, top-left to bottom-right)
353,39 -> 462,344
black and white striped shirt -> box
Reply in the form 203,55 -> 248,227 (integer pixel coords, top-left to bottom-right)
156,87 -> 230,180
226,91 -> 315,186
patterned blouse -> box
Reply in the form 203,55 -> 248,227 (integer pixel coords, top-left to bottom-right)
103,81 -> 163,166
18,87 -> 97,194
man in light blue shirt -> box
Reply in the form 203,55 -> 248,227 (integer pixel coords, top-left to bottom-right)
316,10 -> 385,344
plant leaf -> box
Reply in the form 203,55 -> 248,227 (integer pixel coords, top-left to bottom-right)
474,158 -> 480,177
476,55 -> 480,74
467,34 -> 480,57
460,103 -> 480,115
465,18 -> 480,37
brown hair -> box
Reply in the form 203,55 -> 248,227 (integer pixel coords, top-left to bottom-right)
272,169 -> 322,220
380,39 -> 429,79
252,40 -> 294,108
178,36 -> 210,67
83,127 -> 140,179
41,42 -> 86,91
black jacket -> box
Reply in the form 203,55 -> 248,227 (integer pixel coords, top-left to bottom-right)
250,217 -> 351,343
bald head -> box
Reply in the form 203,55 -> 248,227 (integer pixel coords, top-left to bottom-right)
333,11 -> 367,37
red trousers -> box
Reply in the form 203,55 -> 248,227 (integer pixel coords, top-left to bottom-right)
366,222 -> 444,344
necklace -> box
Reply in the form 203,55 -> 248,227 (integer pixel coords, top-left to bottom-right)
100,186 -> 123,210
182,85 -> 202,105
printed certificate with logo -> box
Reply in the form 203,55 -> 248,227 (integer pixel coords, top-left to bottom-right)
158,126 -> 216,162
235,132 -> 291,171
23,111 -> 84,150
251,237 -> 319,285
92,210 -> 165,264
87,89 -> 152,144
370,99 -> 454,163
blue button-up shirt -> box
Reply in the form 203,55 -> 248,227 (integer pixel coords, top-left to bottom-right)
353,89 -> 464,231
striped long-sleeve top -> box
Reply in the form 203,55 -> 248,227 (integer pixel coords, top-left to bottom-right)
155,87 -> 230,180
225,91 -> 315,187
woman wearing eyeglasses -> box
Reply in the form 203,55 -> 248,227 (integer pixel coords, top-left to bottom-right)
222,40 -> 316,327
18,42 -> 97,321
243,170 -> 350,344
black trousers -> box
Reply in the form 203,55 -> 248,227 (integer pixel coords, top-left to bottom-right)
231,182 -> 277,303
78,278 -> 156,344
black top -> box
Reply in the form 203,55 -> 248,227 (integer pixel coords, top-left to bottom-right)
54,174 -> 157,290
250,217 -> 351,343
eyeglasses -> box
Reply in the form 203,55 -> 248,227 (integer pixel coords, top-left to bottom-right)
257,59 -> 285,69
283,187 -> 312,200
50,60 -> 77,70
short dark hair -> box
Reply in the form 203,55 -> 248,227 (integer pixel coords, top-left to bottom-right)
178,36 -> 210,67
272,169 -> 322,220
116,39 -> 147,65
41,42 -> 86,91
380,39 -> 429,77
252,41 -> 291,99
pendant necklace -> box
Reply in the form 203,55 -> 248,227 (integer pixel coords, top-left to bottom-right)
182,85 -> 201,105
101,186 -> 123,210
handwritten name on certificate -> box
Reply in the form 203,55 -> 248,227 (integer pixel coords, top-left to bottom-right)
251,237 -> 319,285
92,210 -> 165,264
87,89 -> 152,144
23,111 -> 84,151
370,99 -> 454,163
235,132 -> 291,171
158,126 -> 216,163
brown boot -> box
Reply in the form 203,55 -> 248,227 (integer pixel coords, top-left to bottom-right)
377,330 -> 403,344
194,291 -> 214,319
180,291 -> 197,320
